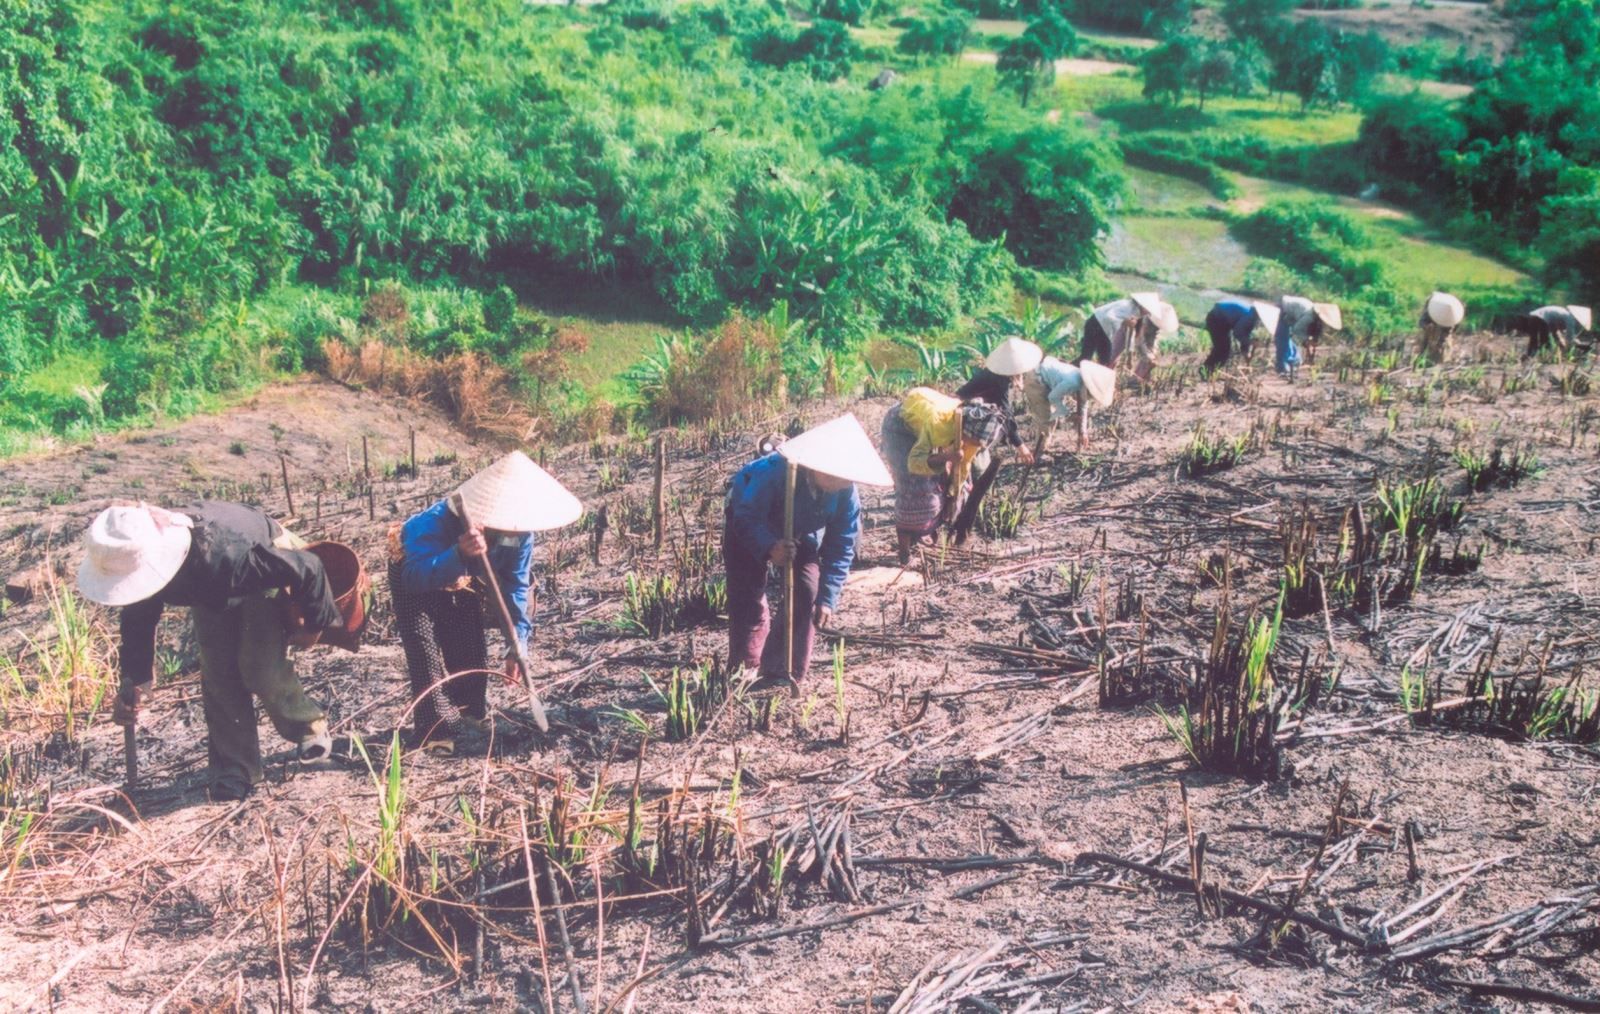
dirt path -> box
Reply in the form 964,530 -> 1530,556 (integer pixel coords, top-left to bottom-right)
4,339 -> 1600,1011
962,50 -> 1135,76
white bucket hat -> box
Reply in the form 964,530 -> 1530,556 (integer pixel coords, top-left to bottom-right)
1313,302 -> 1342,330
1426,292 -> 1465,328
1078,360 -> 1116,407
985,337 -> 1044,377
455,451 -> 583,532
77,504 -> 194,606
1568,305 -> 1593,331
1251,301 -> 1281,337
779,413 -> 893,487
1130,291 -> 1165,318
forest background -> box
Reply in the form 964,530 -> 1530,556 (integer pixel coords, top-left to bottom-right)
1,0 -> 1595,452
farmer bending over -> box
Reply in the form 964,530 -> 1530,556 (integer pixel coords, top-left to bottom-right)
1025,356 -> 1117,451
723,415 -> 890,681
79,501 -> 340,801
880,388 -> 1009,564
1202,299 -> 1279,373
1274,296 -> 1341,376
1523,304 -> 1592,356
391,451 -> 580,751
1417,291 -> 1465,363
1081,291 -> 1179,387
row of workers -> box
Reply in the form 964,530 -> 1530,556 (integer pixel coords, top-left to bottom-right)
74,287 -> 1592,799
1098,290 -> 1593,376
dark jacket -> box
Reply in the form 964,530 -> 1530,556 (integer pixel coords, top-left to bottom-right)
955,369 -> 1024,448
119,502 -> 340,689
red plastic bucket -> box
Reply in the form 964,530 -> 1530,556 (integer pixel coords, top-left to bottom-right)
305,541 -> 370,652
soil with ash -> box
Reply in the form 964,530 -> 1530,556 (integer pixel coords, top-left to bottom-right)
3,336 -> 1599,1012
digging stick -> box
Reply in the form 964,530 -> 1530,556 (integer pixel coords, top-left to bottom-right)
784,460 -> 797,682
123,719 -> 138,791
950,455 -> 1000,546
450,494 -> 549,733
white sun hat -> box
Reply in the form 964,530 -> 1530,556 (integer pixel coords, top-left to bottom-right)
1567,305 -> 1593,331
1152,301 -> 1181,336
1130,291 -> 1165,318
778,413 -> 893,487
1251,301 -> 1281,337
1426,291 -> 1466,328
1313,302 -> 1343,330
1078,360 -> 1117,407
76,504 -> 194,606
455,451 -> 583,532
985,337 -> 1044,377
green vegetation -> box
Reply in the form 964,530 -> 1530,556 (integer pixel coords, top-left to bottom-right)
3,0 -> 1590,448
3,0 -> 1131,446
1454,445 -> 1542,492
1177,423 -> 1250,478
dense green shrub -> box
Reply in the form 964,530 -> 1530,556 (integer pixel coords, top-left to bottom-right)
746,17 -> 862,79
827,81 -> 1123,275
0,0 -> 1044,439
897,6 -> 975,58
1232,201 -> 1388,291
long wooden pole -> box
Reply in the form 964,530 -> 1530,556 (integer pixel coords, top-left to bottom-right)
784,461 -> 797,681
123,720 -> 137,791
450,494 -> 550,733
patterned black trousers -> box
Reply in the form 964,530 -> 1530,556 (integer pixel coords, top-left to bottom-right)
389,561 -> 489,742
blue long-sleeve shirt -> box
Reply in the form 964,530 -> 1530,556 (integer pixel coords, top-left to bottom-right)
726,454 -> 861,610
397,499 -> 534,652
1212,300 -> 1259,342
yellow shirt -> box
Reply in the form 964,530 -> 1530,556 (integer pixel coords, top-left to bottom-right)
900,388 -> 961,478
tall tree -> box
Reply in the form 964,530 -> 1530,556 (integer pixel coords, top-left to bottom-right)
1140,38 -> 1192,105
996,7 -> 1076,106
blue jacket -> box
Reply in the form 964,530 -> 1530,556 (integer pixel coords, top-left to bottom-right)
1212,300 -> 1259,342
726,454 -> 860,610
397,499 -> 534,651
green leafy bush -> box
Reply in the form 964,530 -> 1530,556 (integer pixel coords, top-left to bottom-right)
1231,201 -> 1387,291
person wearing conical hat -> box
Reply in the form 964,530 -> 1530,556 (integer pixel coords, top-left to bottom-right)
955,337 -> 1045,467
1081,292 -> 1179,387
1523,304 -> 1592,356
1417,291 -> 1465,363
1202,299 -> 1279,373
1025,356 -> 1116,450
390,451 -> 581,749
1273,296 -> 1341,376
949,338 -> 1045,544
723,415 -> 889,680
879,388 -> 1011,564
77,502 -> 342,801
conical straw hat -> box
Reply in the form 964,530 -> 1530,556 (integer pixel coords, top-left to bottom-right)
985,337 -> 1044,377
1426,291 -> 1465,327
1313,302 -> 1342,330
1251,301 -> 1281,337
455,451 -> 583,532
77,504 -> 193,606
779,414 -> 893,487
1568,305 -> 1593,331
1130,291 -> 1165,317
1154,302 -> 1181,336
1078,360 -> 1116,407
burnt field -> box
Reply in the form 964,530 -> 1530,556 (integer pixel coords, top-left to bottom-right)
2,335 -> 1599,1012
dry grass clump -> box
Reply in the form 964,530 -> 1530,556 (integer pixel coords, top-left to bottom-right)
323,341 -> 538,444
632,315 -> 785,426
